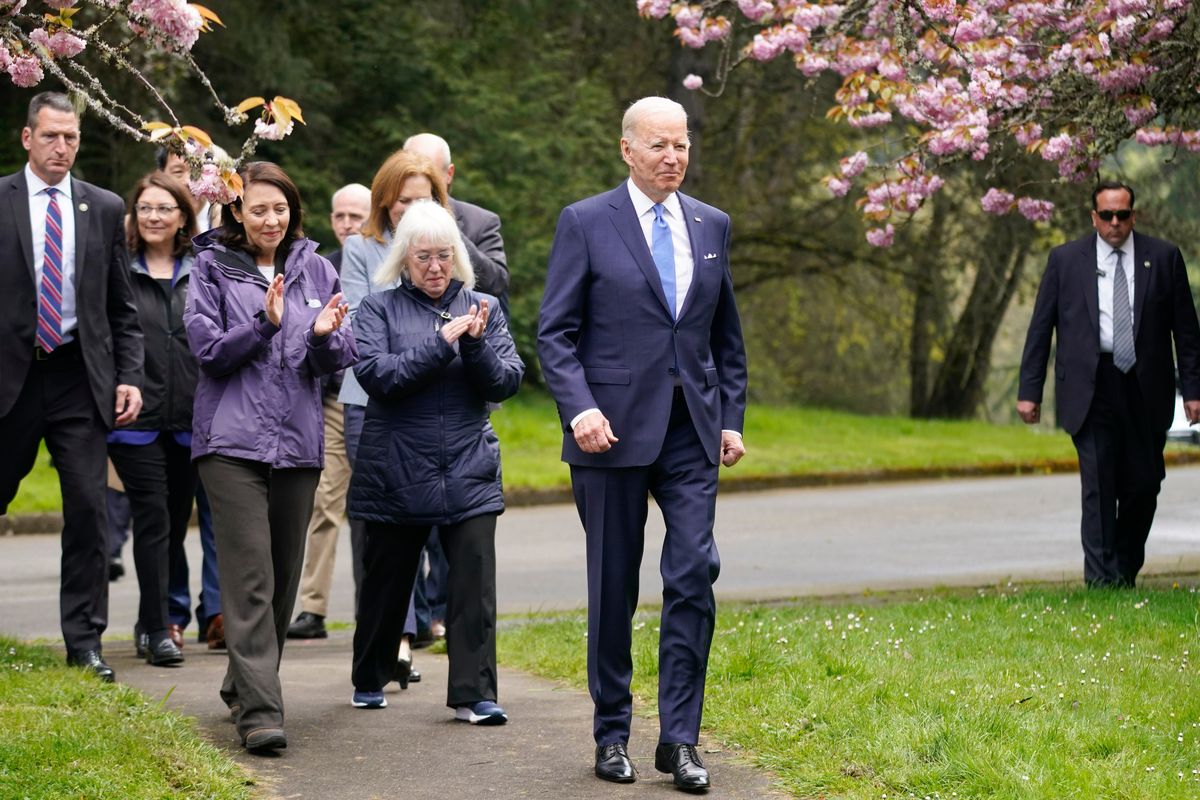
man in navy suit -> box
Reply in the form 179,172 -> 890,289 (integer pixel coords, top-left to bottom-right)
1018,181 -> 1200,587
538,96 -> 748,791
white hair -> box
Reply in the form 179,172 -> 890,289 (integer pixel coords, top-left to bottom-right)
403,133 -> 453,172
621,96 -> 687,141
374,200 -> 474,289
331,182 -> 370,206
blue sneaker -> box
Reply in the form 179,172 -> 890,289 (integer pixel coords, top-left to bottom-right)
455,700 -> 507,725
351,690 -> 387,709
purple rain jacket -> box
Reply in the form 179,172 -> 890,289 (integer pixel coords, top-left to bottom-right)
184,230 -> 358,468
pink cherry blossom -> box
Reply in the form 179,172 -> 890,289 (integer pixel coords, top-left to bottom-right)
980,188 -> 1015,215
30,27 -> 86,59
43,0 -> 77,8
826,176 -> 851,197
128,0 -> 203,52
7,53 -> 43,87
636,0 -> 671,18
1016,197 -> 1055,222
682,74 -> 703,91
254,118 -> 294,141
865,224 -> 895,247
840,151 -> 868,178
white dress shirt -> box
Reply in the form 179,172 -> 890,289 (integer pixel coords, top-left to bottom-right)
1096,233 -> 1135,353
26,164 -> 77,340
626,178 -> 694,318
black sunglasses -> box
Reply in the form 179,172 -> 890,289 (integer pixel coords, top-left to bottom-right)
1095,209 -> 1133,222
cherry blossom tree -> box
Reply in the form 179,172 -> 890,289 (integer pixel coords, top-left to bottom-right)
638,0 -> 1200,246
1,0 -> 303,201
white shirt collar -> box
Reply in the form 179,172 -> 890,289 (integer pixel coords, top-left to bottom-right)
1096,232 -> 1133,263
626,177 -> 681,221
25,163 -> 72,200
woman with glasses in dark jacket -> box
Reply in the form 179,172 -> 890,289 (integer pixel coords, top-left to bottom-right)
185,161 -> 357,753
107,172 -> 200,667
348,201 -> 523,724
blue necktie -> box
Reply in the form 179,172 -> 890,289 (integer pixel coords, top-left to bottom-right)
1112,249 -> 1136,373
36,187 -> 64,352
651,203 -> 676,318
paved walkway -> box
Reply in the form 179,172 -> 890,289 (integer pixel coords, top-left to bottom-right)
114,633 -> 785,799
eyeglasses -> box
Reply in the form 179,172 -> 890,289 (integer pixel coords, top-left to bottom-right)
1095,209 -> 1133,222
412,250 -> 453,266
136,204 -> 180,217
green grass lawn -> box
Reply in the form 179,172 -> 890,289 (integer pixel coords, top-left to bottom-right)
0,638 -> 253,799
499,584 -> 1200,799
0,391 -> 1154,513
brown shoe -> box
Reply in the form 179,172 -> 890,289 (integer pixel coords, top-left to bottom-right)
206,614 -> 226,650
167,623 -> 185,650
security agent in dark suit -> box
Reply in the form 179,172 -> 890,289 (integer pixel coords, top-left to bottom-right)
538,97 -> 748,791
1018,181 -> 1200,588
0,92 -> 144,681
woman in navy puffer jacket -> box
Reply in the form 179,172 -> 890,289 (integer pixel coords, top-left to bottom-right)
347,201 -> 523,725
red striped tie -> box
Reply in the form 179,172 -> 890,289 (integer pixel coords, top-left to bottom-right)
36,187 -> 63,353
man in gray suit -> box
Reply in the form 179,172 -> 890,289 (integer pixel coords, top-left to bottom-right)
0,92 -> 144,682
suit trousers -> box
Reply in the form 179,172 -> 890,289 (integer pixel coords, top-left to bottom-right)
0,344 -> 109,655
571,389 -> 721,746
351,514 -> 498,708
198,455 -> 319,738
1071,355 -> 1166,587
297,395 -> 351,617
108,436 -> 196,640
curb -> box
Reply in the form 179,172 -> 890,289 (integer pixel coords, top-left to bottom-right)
3,449 -> 1198,536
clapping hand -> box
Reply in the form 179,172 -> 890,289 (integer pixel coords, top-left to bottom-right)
264,274 -> 285,326
439,301 -> 489,344
313,292 -> 348,336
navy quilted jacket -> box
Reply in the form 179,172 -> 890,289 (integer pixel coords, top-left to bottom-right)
347,279 -> 523,525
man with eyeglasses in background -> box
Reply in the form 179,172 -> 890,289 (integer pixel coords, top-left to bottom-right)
1018,181 -> 1200,588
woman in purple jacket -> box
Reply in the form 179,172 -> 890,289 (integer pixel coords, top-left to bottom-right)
184,161 -> 356,754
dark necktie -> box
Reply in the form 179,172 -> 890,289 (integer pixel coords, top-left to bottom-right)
651,203 -> 676,318
36,187 -> 64,352
1112,249 -> 1136,373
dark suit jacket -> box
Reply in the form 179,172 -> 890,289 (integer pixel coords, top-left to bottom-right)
537,183 -> 748,468
0,169 -> 142,428
1019,230 -> 1200,436
451,197 -> 507,297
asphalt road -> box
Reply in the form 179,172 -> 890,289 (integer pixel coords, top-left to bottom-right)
4,466 -> 1200,641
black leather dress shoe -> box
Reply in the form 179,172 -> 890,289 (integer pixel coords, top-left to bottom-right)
67,650 -> 115,683
654,743 -> 710,791
408,668 -> 421,683
286,611 -> 327,639
133,624 -> 148,659
595,742 -> 636,783
145,638 -> 184,667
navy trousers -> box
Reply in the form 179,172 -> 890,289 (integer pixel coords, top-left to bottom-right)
570,389 -> 721,746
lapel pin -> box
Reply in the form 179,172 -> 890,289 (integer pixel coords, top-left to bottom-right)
78,202 -> 88,212
694,216 -> 701,222
1143,260 -> 1150,268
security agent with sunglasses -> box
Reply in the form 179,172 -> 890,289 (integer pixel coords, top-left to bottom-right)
1018,181 -> 1200,588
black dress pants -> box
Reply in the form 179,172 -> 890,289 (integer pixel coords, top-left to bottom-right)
109,436 -> 196,641
0,344 -> 109,656
351,514 -> 498,708
1071,355 -> 1166,587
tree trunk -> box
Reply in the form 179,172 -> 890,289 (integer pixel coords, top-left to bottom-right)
908,195 -> 950,416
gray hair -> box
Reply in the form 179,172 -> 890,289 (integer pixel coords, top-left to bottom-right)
331,182 -> 371,207
26,92 -> 77,130
621,96 -> 687,141
403,133 -> 452,173
375,200 -> 474,289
